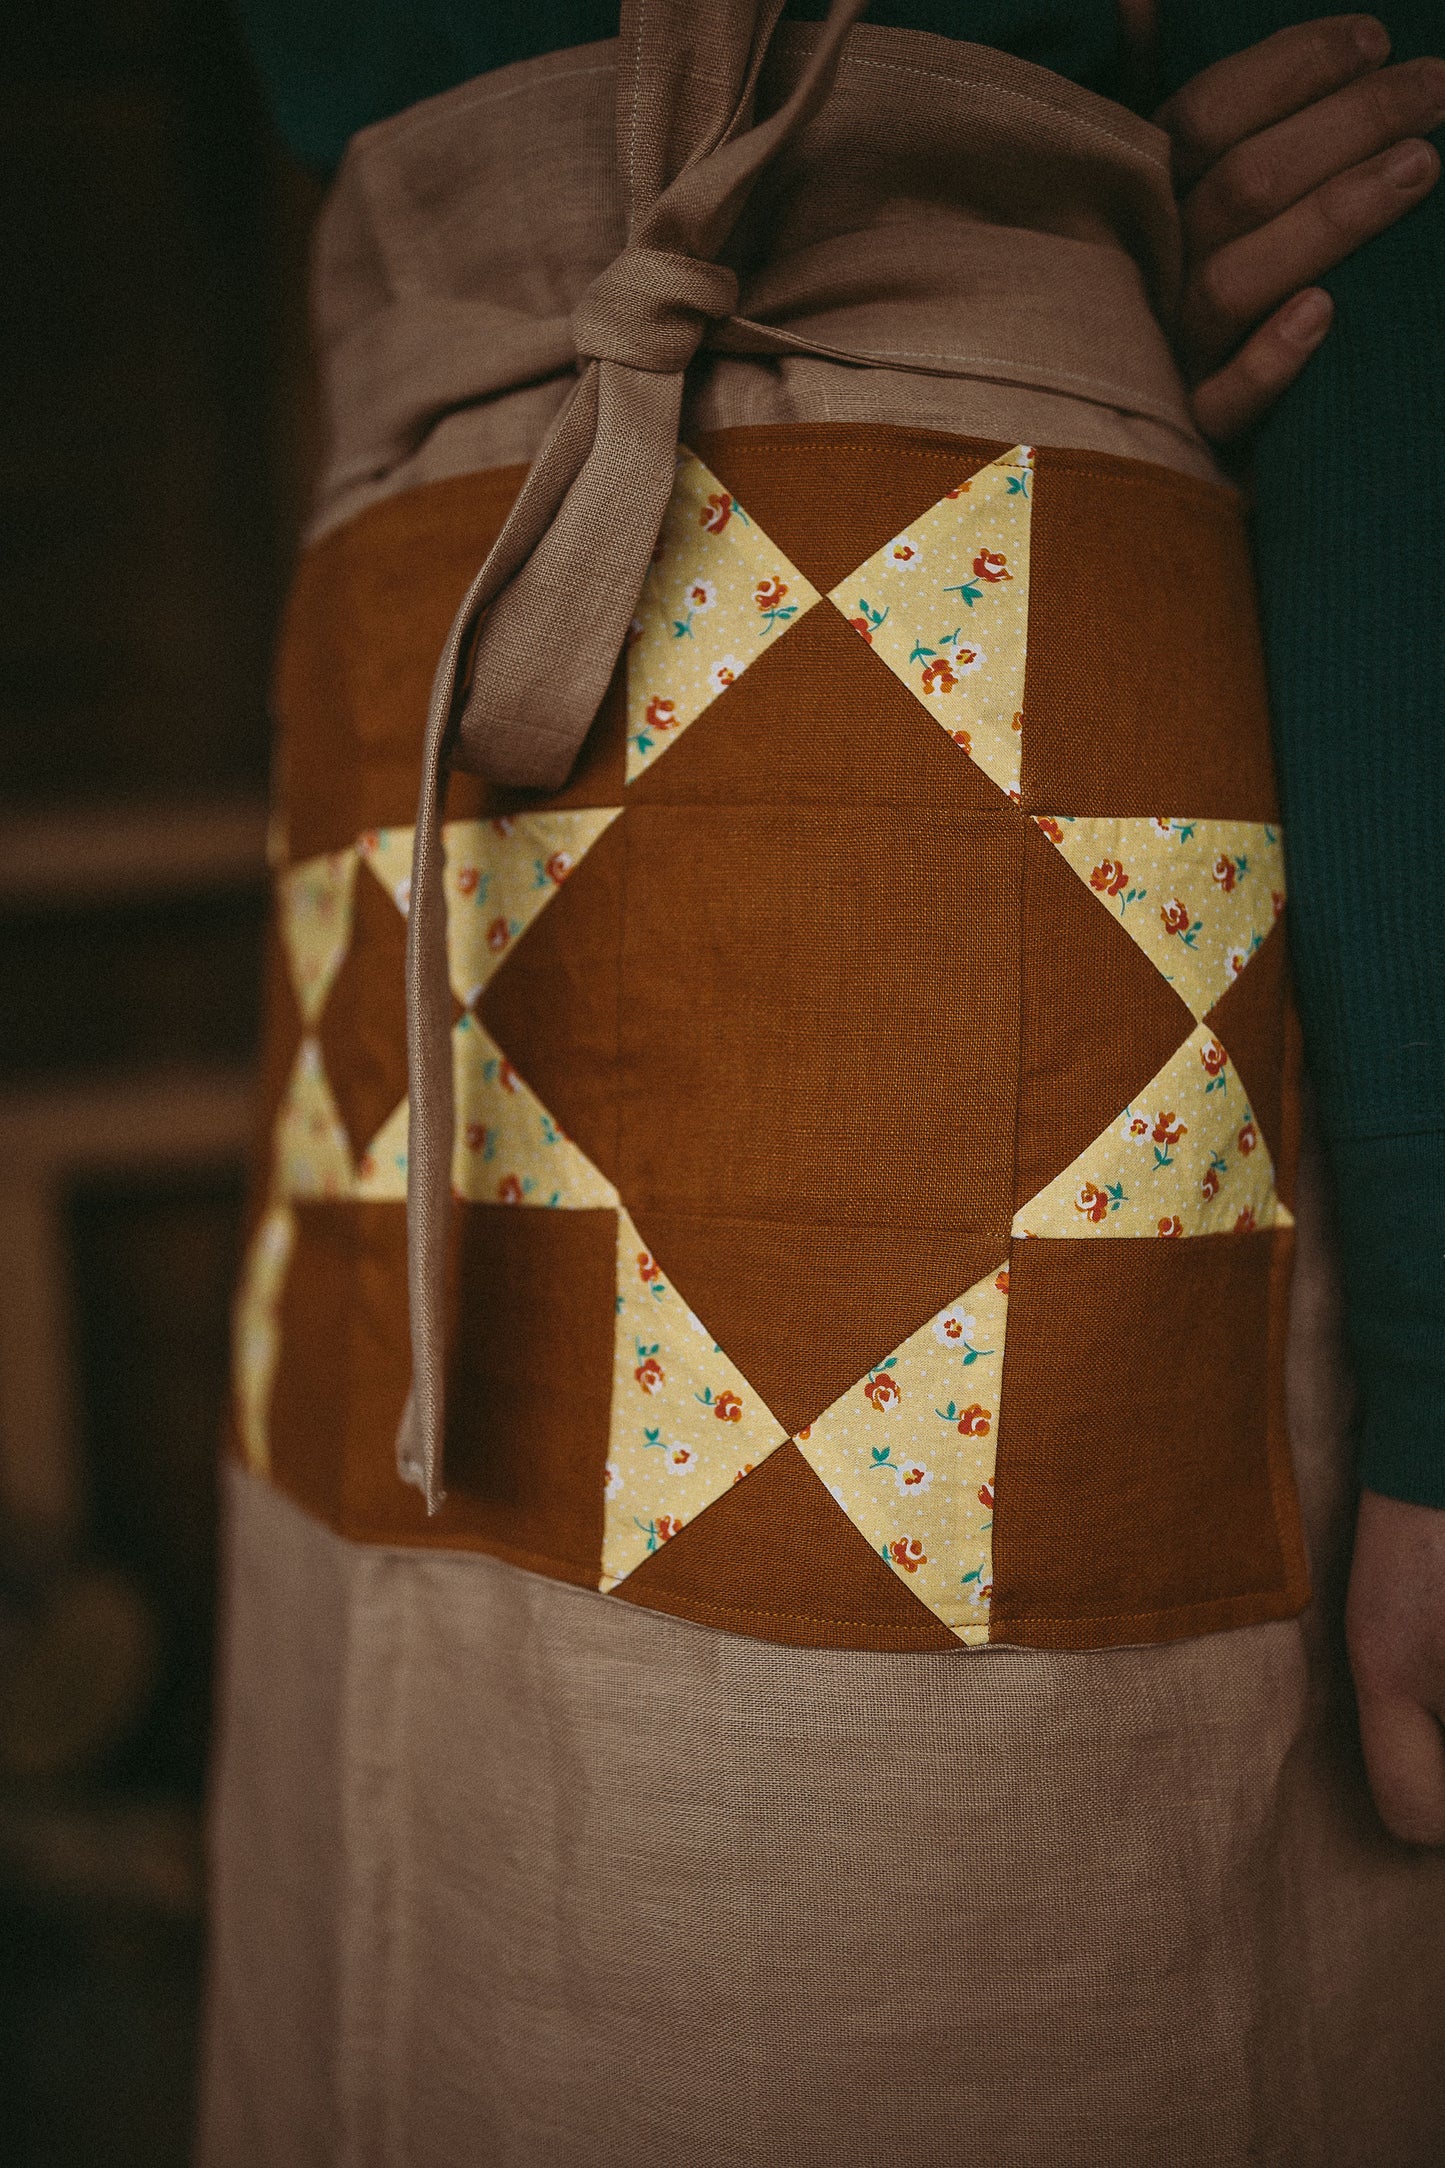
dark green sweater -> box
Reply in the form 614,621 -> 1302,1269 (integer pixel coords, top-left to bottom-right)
236,0 -> 1445,1507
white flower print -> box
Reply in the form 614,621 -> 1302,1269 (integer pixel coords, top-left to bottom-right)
669,1444 -> 699,1476
891,1459 -> 934,1495
886,534 -> 922,570
934,1307 -> 978,1350
603,1464 -> 623,1501
683,577 -> 716,614
708,655 -> 745,696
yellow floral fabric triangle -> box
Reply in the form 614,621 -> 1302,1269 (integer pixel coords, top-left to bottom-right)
1034,816 -> 1286,1017
625,448 -> 822,784
1013,1022 -> 1286,1239
452,1012 -> 617,1208
232,1204 -> 296,1476
601,1209 -> 788,1591
827,444 -> 1033,800
277,848 -> 358,1026
794,1262 -> 1009,1645
275,1038 -> 354,1199
443,810 -> 621,1007
357,826 -> 417,916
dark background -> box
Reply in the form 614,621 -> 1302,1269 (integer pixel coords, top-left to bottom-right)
0,3 -> 311,2157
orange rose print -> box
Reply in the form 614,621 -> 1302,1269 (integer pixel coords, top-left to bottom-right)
498,1174 -> 526,1205
1152,1112 -> 1187,1148
1075,1181 -> 1112,1224
1234,1206 -> 1258,1233
1238,1119 -> 1258,1156
486,917 -> 510,952
456,865 -> 480,897
544,851 -> 574,884
994,1269 -> 1009,1293
956,1403 -> 991,1437
972,548 -> 1010,582
1090,859 -> 1128,897
1160,897 -> 1192,936
1212,853 -> 1239,893
645,695 -> 677,733
754,576 -> 788,612
848,615 -> 874,645
497,1059 -> 520,1095
700,492 -> 732,534
978,1478 -> 995,1511
1202,1164 -> 1222,1202
464,1121 -> 487,1152
1036,817 -> 1064,844
1158,1216 -> 1184,1237
491,815 -> 515,837
637,1251 -> 662,1284
921,657 -> 957,695
654,1514 -> 684,1542
713,1391 -> 744,1423
733,1463 -> 755,1484
865,1371 -> 902,1413
634,1355 -> 665,1395
951,728 -> 973,752
889,1537 -> 927,1573
1200,1038 -> 1228,1079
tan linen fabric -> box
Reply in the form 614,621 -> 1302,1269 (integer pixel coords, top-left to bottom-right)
201,30 -> 1445,2165
199,1138 -> 1445,2168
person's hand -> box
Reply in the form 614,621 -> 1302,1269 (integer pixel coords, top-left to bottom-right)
1346,1490 -> 1445,1845
1154,16 -> 1445,443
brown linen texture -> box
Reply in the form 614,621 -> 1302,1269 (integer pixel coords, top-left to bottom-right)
252,423 -> 1304,1650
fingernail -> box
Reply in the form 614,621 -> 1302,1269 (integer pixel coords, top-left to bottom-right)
1352,16 -> 1391,62
1282,291 -> 1332,348
1385,140 -> 1438,186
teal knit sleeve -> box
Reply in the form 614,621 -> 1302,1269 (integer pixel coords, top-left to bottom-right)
1163,2 -> 1445,1506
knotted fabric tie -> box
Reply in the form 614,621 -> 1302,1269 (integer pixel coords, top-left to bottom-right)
398,0 -> 869,1507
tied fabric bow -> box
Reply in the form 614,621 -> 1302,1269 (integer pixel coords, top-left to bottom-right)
398,0 -> 870,1508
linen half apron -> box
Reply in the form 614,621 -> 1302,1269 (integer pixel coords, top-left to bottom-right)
202,23 -> 1445,2168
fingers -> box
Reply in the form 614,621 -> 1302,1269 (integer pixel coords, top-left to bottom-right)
1189,288 -> 1333,443
1181,136 -> 1440,368
1347,1491 -> 1445,1847
1185,56 -> 1445,254
1353,1679 -> 1445,1846
1160,14 -> 1392,187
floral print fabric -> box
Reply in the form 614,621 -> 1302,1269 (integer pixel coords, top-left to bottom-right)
277,848 -> 357,1026
275,1038 -> 354,1199
625,449 -> 821,784
442,811 -> 622,1007
601,1209 -> 788,1590
794,1263 -> 1009,1645
232,1204 -> 295,1477
452,1013 -> 617,1208
1034,816 -> 1285,1019
828,445 -> 1033,801
1012,1023 -> 1288,1239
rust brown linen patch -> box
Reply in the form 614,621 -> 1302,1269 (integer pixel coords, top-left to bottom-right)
319,863 -> 411,1163
625,1214 -> 1008,1445
695,424 -> 1007,595
614,1441 -> 957,1649
989,1227 -> 1308,1647
1020,457 -> 1278,819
